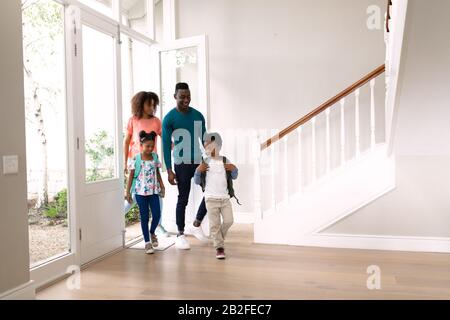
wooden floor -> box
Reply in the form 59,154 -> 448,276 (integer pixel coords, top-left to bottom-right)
37,224 -> 450,300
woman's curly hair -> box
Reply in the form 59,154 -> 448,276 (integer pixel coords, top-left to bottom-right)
131,91 -> 159,119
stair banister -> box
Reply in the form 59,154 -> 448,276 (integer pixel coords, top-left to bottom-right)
260,64 -> 386,152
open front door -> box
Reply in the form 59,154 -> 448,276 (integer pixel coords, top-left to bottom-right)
152,35 -> 211,235
68,6 -> 124,265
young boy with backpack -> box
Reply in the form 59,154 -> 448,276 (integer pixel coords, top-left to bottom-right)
194,132 -> 240,259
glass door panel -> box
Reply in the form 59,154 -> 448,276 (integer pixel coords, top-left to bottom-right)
76,9 -> 124,265
22,0 -> 71,268
156,36 -> 210,235
82,25 -> 118,183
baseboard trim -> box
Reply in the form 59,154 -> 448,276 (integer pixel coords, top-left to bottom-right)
0,281 -> 36,300
301,233 -> 450,253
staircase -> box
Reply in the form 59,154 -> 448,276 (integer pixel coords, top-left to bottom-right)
253,2 -> 399,247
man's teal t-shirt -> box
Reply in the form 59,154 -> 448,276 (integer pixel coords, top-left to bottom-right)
162,107 -> 207,170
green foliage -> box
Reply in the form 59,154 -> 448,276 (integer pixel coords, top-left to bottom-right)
42,188 -> 68,220
125,205 -> 140,226
54,189 -> 68,218
43,206 -> 58,219
86,130 -> 115,182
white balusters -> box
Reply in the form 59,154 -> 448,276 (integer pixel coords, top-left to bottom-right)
385,71 -> 389,143
253,131 -> 263,219
325,108 -> 331,174
340,98 -> 346,165
311,116 -> 317,182
283,138 -> 289,203
297,126 -> 302,193
370,79 -> 376,149
270,129 -> 277,210
355,88 -> 361,158
256,72 -> 385,219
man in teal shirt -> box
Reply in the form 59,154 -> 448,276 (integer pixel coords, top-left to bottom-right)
162,83 -> 208,250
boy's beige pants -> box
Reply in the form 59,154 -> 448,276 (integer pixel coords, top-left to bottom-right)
205,198 -> 234,249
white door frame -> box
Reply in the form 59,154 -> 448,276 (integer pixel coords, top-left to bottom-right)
29,4 -> 84,289
67,5 -> 124,265
153,35 -> 211,235
154,35 -> 210,130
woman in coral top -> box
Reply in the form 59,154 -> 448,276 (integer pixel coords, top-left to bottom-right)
124,91 -> 162,168
124,91 -> 168,236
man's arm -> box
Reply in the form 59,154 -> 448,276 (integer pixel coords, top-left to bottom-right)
162,114 -> 173,171
200,112 -> 207,138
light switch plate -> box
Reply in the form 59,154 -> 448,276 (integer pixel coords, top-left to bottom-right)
3,155 -> 19,175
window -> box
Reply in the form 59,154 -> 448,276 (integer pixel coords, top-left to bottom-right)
121,0 -> 152,37
78,0 -> 115,18
22,0 -> 71,267
82,25 -> 118,183
121,34 -> 153,130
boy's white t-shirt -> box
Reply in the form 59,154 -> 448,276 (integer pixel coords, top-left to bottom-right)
204,158 -> 229,200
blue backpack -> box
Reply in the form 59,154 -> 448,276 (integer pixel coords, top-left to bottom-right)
130,152 -> 159,194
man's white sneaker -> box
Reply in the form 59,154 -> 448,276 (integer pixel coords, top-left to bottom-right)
187,225 -> 209,242
175,235 -> 191,250
145,242 -> 154,254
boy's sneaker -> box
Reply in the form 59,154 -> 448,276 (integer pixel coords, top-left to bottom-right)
145,242 -> 154,254
156,225 -> 170,237
187,224 -> 209,242
175,235 -> 191,250
216,248 -> 226,259
151,234 -> 158,248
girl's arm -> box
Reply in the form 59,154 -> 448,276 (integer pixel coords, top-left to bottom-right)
156,168 -> 164,188
124,133 -> 132,172
156,168 -> 165,197
125,169 -> 134,202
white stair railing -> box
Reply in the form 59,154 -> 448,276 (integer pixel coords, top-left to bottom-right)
256,65 -> 386,218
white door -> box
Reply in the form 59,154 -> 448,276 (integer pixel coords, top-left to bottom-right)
68,6 -> 124,265
153,35 -> 211,235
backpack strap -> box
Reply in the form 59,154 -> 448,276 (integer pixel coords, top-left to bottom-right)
199,158 -> 207,192
222,156 -> 242,206
130,153 -> 142,194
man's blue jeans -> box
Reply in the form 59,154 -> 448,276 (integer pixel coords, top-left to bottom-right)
174,163 -> 207,233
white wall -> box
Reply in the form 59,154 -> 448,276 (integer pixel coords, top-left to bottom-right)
176,0 -> 386,213
325,0 -> 450,237
0,1 -> 31,295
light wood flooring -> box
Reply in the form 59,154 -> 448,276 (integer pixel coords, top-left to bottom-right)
37,224 -> 450,300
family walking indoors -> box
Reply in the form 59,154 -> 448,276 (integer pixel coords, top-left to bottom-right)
124,83 -> 239,259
